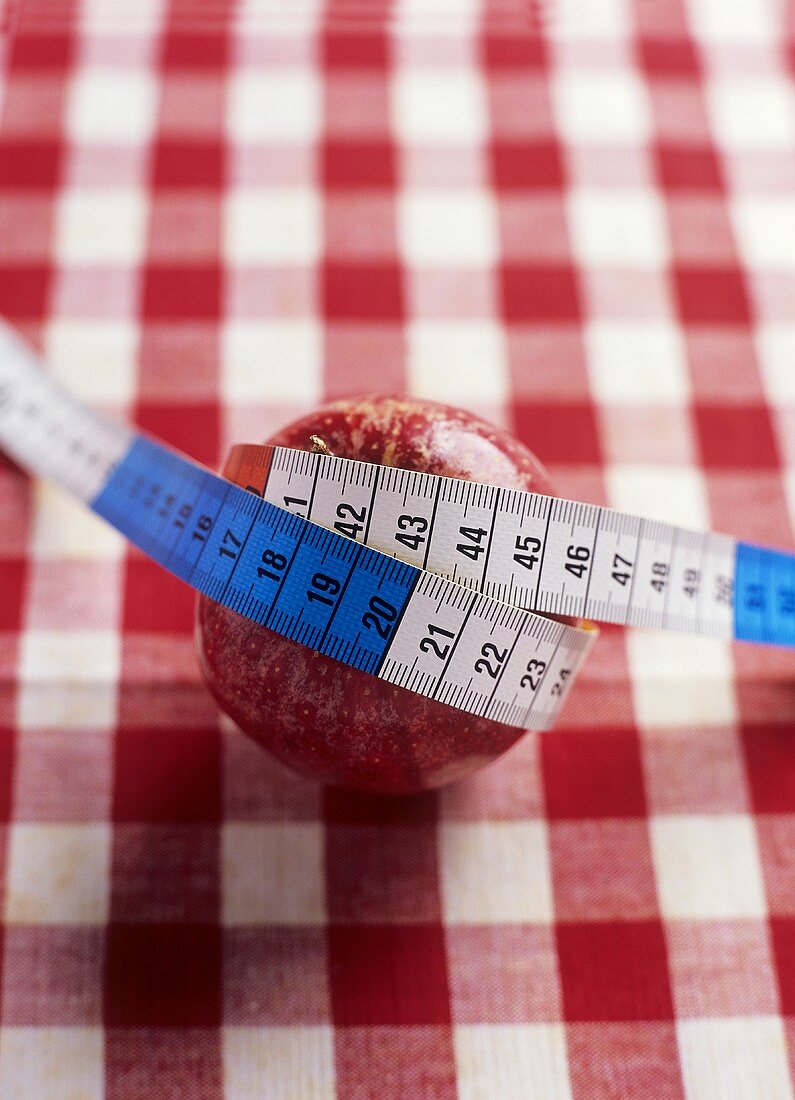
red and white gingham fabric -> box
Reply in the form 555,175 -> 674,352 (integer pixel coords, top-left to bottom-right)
1,0 -> 795,1096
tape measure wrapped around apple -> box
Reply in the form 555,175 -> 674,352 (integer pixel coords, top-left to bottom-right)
0,322 -> 791,793
197,399 -> 593,792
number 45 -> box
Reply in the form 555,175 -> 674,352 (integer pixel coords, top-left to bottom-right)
514,534 -> 541,571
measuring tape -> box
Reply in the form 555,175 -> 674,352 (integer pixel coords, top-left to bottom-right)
0,322 -> 792,738
220,445 -> 795,648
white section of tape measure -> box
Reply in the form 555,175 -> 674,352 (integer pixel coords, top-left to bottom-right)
263,445 -> 737,639
378,572 -> 585,730
0,322 -> 132,501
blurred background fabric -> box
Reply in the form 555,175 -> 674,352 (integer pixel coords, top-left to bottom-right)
1,0 -> 795,1096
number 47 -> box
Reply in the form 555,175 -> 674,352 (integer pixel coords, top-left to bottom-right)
612,552 -> 632,586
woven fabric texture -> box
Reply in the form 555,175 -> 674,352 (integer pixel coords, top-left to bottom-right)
1,1 -> 795,1096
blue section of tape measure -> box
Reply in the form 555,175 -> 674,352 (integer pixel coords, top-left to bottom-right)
734,542 -> 795,647
92,436 -> 418,673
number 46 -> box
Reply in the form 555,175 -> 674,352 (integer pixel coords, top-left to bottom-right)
565,545 -> 590,579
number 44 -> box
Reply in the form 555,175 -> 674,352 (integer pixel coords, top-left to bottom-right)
457,526 -> 487,562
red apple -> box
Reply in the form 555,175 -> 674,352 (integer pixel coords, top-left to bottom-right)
196,396 -> 562,793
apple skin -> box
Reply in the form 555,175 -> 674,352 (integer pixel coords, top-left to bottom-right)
196,396 -> 559,793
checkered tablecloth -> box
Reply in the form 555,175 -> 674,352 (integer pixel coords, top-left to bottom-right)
1,0 -> 795,1096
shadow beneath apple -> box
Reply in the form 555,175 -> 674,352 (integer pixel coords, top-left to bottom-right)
323,784 -> 441,825
322,785 -> 445,924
